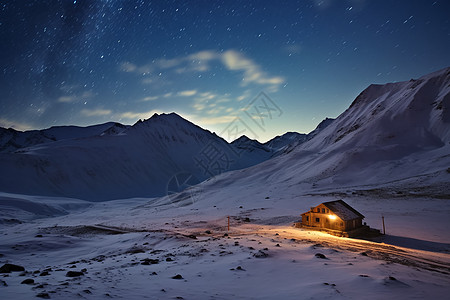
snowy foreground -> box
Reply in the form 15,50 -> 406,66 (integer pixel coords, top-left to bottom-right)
1,191 -> 449,300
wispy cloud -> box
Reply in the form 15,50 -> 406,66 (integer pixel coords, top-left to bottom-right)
141,96 -> 159,102
58,96 -> 76,103
191,90 -> 235,117
58,88 -> 95,103
117,109 -> 161,121
221,50 -> 284,88
81,109 -> 112,117
0,118 -> 34,131
120,49 -> 285,91
120,61 -> 137,72
236,89 -> 252,102
192,115 -> 236,125
178,90 -> 197,97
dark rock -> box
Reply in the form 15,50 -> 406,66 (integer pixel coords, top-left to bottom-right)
236,266 -> 245,271
126,247 -> 145,254
243,217 -> 250,222
166,257 -> 173,262
223,233 -> 228,237
81,268 -> 87,273
0,280 -> 7,286
388,276 -> 397,281
66,271 -> 84,277
39,271 -> 50,276
253,250 -> 268,258
34,284 -> 46,289
36,292 -> 50,299
360,252 -> 368,256
205,230 -> 212,234
171,274 -> 183,280
83,289 -> 91,294
141,258 -> 159,265
35,235 -> 43,238
315,253 -> 327,259
275,244 -> 281,247
359,275 -> 369,277
151,272 -> 157,275
0,263 -> 25,273
22,278 -> 35,284
187,234 -> 197,239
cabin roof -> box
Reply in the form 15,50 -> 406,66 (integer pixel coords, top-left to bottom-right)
323,200 -> 364,221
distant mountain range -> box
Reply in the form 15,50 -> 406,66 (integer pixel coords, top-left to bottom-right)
0,109 -> 333,200
1,67 -> 449,202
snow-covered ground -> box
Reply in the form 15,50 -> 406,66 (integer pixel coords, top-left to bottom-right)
1,188 -> 449,299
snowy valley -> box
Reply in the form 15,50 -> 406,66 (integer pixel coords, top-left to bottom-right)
1,67 -> 450,299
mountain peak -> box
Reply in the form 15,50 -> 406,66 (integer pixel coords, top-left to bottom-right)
232,135 -> 252,143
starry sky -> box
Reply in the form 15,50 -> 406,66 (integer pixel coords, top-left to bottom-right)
1,0 -> 450,142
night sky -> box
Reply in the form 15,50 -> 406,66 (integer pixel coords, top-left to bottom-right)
1,0 -> 449,141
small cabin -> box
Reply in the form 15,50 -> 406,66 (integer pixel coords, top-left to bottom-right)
300,200 -> 366,237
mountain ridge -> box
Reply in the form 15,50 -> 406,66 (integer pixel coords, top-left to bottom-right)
1,67 -> 449,201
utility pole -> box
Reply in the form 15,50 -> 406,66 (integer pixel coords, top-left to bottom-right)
382,215 -> 386,235
227,216 -> 230,232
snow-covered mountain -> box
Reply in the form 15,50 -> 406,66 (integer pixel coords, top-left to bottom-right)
0,109 -> 335,200
262,118 -> 335,155
0,122 -> 124,153
0,113 -> 226,200
263,132 -> 308,152
1,67 -> 449,202
176,67 -> 450,207
0,113 -> 307,201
